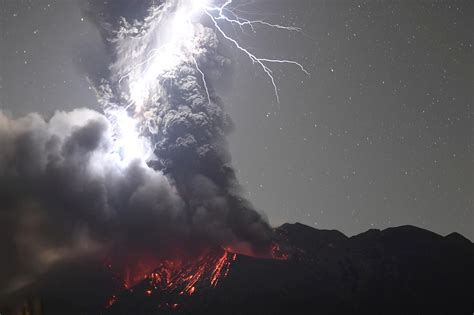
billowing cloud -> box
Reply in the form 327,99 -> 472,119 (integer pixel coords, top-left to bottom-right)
83,0 -> 275,257
0,109 -> 184,293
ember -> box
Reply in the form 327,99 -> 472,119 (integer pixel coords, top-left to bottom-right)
271,242 -> 290,260
104,248 -> 237,309
106,295 -> 118,309
143,250 -> 234,295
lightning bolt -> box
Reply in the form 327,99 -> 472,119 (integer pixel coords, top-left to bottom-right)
117,0 -> 308,108
204,0 -> 309,104
206,0 -> 302,33
92,0 -> 309,173
192,56 -> 211,104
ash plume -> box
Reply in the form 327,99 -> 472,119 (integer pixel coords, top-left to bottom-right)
0,0 -> 276,297
84,0 -> 275,255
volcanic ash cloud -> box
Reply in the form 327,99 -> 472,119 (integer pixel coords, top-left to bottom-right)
0,0 -> 276,295
86,0 -> 275,257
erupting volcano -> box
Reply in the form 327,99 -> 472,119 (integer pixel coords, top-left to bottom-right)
104,239 -> 291,311
0,0 -> 304,310
1,0 -> 472,314
82,0 -> 302,306
0,0 -> 304,299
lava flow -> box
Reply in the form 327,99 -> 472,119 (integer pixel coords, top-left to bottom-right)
104,241 -> 289,310
142,249 -> 236,296
105,248 -> 237,309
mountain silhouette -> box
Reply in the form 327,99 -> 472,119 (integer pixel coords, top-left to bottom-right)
3,223 -> 473,315
104,223 -> 473,315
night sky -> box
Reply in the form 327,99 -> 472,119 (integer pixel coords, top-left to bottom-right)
1,0 -> 472,240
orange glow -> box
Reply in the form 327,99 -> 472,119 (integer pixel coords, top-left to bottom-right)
105,248 -> 236,308
104,241 -> 289,309
210,250 -> 232,286
141,250 -> 233,295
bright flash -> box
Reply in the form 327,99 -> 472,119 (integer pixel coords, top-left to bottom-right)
121,0 -> 212,110
107,0 -> 307,164
106,108 -> 154,165
119,0 -> 308,112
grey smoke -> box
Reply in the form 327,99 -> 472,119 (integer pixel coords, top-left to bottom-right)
0,109 -> 185,293
84,0 -> 275,253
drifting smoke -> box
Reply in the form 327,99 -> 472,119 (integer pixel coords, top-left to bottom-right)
0,109 -> 185,294
0,0 -> 301,296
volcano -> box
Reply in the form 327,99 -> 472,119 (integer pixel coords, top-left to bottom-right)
3,223 -> 473,315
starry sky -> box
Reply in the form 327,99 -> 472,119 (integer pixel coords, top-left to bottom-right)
1,0 -> 472,240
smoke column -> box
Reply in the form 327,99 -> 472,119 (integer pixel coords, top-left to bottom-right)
86,0 -> 277,254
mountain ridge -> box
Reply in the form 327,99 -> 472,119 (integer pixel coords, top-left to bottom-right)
106,223 -> 474,315
2,223 -> 473,315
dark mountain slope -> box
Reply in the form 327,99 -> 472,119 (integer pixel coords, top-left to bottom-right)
170,224 -> 474,315
3,224 -> 473,315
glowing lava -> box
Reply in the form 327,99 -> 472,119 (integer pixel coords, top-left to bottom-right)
98,0 -> 298,310
105,248 -> 237,309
